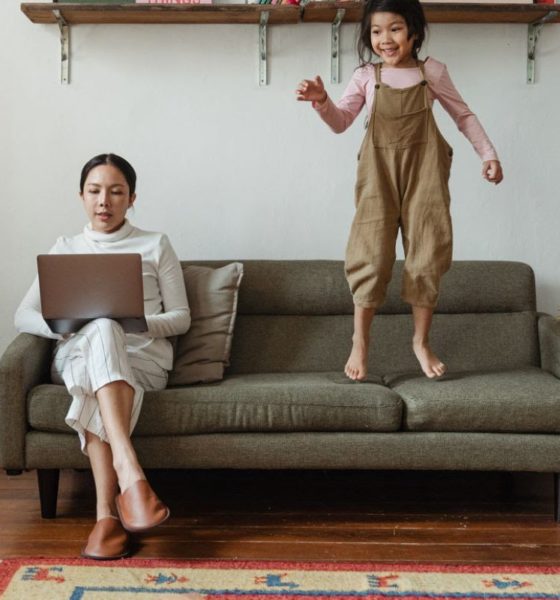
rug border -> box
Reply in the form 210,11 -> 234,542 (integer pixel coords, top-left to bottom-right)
2,557 -> 560,572
2,558 -> 560,597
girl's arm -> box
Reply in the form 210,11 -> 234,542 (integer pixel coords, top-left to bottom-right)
296,70 -> 367,134
432,63 -> 499,163
146,235 -> 191,339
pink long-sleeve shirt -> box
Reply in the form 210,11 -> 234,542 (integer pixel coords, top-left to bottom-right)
314,57 -> 498,162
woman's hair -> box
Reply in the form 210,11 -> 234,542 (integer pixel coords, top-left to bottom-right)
79,153 -> 137,195
357,0 -> 427,65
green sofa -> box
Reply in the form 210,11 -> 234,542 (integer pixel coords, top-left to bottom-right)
2,260 -> 560,520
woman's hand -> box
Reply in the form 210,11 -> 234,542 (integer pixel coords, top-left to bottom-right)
482,160 -> 503,185
296,76 -> 328,104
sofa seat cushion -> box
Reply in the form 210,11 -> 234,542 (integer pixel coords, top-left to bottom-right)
27,373 -> 403,436
386,367 -> 560,433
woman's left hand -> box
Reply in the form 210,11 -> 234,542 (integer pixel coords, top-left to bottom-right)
482,160 -> 503,185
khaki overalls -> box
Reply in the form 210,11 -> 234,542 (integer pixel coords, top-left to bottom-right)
345,61 -> 453,309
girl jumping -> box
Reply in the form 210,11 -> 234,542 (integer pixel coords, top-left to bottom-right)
296,0 -> 503,381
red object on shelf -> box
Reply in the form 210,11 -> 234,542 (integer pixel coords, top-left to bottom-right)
535,0 -> 556,5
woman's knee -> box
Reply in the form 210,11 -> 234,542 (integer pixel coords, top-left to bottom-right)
83,318 -> 125,336
76,318 -> 127,348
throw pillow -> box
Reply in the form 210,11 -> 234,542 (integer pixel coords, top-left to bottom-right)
168,262 -> 244,385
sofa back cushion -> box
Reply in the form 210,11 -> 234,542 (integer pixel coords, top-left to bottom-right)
178,260 -> 539,376
228,312 -> 539,375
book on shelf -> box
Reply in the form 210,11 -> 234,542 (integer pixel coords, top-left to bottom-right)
52,1 -> 213,4
53,0 -> 135,4
246,0 -> 299,4
422,1 -> 544,4
135,0 -> 213,4
49,0 -> 558,5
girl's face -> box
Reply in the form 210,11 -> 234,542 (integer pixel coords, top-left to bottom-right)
81,164 -> 136,233
370,12 -> 417,68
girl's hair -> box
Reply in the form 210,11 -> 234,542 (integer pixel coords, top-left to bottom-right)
79,153 -> 137,194
358,0 -> 427,65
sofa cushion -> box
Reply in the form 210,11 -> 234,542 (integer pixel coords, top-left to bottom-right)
386,367 -> 560,433
181,260 -> 535,315
169,262 -> 243,385
228,312 -> 539,376
27,372 -> 403,435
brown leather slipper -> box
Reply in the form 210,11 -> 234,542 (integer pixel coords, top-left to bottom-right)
115,479 -> 170,533
81,516 -> 130,560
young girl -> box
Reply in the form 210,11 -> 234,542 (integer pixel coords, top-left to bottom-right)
296,0 -> 502,381
15,154 -> 191,559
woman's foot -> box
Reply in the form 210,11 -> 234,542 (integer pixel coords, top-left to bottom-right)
81,516 -> 130,560
413,338 -> 447,378
115,480 -> 170,532
113,453 -> 146,494
345,335 -> 369,381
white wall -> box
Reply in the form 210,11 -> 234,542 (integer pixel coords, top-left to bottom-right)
1,3 -> 559,353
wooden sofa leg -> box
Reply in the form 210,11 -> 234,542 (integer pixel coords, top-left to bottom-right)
555,474 -> 560,523
37,469 -> 60,519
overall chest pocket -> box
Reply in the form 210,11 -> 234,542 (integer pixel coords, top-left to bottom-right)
373,85 -> 429,149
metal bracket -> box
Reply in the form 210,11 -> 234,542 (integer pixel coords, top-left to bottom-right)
331,9 -> 345,84
53,9 -> 70,84
259,11 -> 269,87
527,11 -> 555,84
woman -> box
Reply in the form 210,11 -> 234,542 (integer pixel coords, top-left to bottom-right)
15,153 -> 191,559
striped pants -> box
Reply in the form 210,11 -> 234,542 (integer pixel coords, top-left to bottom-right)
51,318 -> 168,454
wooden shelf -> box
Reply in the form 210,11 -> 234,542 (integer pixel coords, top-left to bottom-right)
20,3 -> 300,25
303,2 -> 560,24
21,2 -> 560,26
20,2 -> 560,85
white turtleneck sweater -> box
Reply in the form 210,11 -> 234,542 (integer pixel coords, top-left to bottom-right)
15,220 -> 190,371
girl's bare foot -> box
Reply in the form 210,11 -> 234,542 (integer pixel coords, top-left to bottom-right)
412,338 -> 447,379
345,336 -> 369,381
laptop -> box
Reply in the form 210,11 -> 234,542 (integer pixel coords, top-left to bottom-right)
37,253 -> 148,335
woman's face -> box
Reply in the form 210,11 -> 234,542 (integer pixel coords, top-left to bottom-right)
81,164 -> 136,233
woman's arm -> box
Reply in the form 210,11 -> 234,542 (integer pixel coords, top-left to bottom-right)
145,235 -> 190,339
14,276 -> 62,340
14,239 -> 65,340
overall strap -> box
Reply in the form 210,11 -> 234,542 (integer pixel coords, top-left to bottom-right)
374,62 -> 382,88
418,59 -> 428,86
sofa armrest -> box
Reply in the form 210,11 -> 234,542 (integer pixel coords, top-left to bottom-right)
0,334 -> 52,469
539,314 -> 560,380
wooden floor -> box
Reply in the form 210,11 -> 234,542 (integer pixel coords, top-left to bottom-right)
1,469 -> 559,563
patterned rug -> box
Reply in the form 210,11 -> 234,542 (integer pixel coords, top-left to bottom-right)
1,558 -> 559,599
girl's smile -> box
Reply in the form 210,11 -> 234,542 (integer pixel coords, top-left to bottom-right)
370,12 -> 417,68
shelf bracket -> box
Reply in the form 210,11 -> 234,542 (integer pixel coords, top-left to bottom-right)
53,9 -> 70,85
259,10 -> 269,87
331,8 -> 345,84
527,11 -> 555,84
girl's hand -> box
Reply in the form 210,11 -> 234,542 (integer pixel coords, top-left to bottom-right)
482,160 -> 503,185
296,76 -> 328,104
